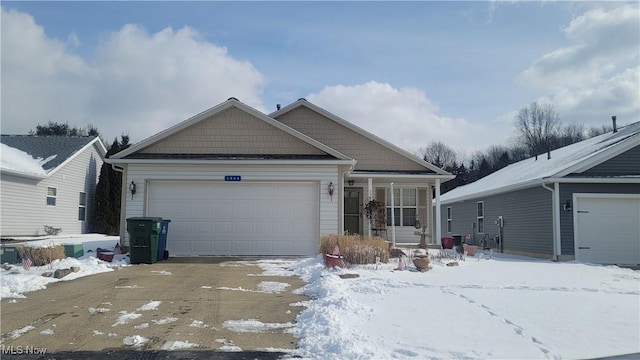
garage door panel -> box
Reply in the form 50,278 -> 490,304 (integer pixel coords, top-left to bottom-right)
575,196 -> 640,265
255,222 -> 274,234
192,222 -> 212,234
148,181 -> 319,256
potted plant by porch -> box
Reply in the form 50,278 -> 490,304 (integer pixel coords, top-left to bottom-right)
362,199 -> 386,239
463,243 -> 478,256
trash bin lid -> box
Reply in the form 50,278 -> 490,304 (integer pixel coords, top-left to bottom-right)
126,217 -> 163,222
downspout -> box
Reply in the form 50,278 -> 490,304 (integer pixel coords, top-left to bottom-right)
368,178 -> 373,237
541,182 -> 560,261
435,178 -> 442,246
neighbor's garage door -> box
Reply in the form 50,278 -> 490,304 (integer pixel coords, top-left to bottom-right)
147,181 -> 319,256
574,194 -> 640,265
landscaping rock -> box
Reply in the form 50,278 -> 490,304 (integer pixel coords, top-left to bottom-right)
446,262 -> 459,267
54,268 -> 72,279
339,273 -> 360,279
71,266 -> 80,273
42,271 -> 53,277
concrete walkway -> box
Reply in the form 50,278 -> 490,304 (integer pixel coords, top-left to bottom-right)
1,257 -> 309,358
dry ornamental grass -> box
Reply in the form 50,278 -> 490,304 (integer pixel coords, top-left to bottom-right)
17,245 -> 65,266
320,235 -> 389,265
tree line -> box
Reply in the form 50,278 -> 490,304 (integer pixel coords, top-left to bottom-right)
419,102 -> 613,194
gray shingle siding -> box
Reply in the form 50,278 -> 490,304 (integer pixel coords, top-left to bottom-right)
559,183 -> 640,255
441,186 -> 554,256
579,146 -> 640,176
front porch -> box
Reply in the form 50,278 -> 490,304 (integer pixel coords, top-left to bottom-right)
338,172 -> 452,248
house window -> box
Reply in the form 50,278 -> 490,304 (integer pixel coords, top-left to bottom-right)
447,206 -> 452,233
477,201 -> 484,234
385,188 -> 417,227
46,187 -> 57,206
78,192 -> 87,221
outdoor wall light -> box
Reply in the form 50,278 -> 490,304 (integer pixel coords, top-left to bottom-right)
129,181 -> 137,199
328,181 -> 335,201
563,200 -> 572,212
348,180 -> 355,186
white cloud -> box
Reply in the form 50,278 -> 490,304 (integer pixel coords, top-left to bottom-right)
517,4 -> 639,126
0,8 -> 265,143
306,81 -> 511,155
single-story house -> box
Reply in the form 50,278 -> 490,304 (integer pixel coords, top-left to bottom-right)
108,98 -> 453,256
1,135 -> 106,236
439,121 -> 640,265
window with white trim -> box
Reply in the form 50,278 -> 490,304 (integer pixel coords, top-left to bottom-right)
385,188 -> 417,227
46,187 -> 57,206
447,206 -> 452,233
477,201 -> 484,233
78,192 -> 87,221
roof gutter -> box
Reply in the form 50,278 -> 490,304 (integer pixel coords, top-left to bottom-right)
541,182 -> 561,261
348,173 -> 455,180
105,158 -> 357,166
0,168 -> 48,180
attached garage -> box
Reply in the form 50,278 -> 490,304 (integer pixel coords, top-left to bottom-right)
574,194 -> 640,265
147,181 -> 320,256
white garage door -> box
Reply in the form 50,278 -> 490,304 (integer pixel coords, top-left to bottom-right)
574,194 -> 640,265
147,181 -> 319,256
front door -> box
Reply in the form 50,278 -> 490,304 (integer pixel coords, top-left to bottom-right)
344,188 -> 362,235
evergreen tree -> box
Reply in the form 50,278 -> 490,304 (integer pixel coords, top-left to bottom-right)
94,136 -> 130,235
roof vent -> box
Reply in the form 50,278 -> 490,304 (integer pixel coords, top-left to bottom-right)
298,97 -> 307,102
612,115 -> 617,133
276,104 -> 281,111
228,97 -> 239,102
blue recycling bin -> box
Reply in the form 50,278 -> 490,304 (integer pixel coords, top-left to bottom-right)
157,219 -> 171,261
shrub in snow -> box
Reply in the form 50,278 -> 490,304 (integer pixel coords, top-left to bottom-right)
320,235 -> 389,265
18,245 -> 65,266
43,225 -> 62,236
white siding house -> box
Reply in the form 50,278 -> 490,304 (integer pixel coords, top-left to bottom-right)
109,98 -> 453,256
1,136 -> 106,236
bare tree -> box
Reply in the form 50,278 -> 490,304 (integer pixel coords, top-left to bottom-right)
418,141 -> 457,169
514,102 -> 561,156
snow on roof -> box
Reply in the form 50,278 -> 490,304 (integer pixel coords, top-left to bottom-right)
0,143 -> 52,176
441,122 -> 640,203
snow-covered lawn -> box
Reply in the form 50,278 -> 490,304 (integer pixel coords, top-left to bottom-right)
1,248 -> 638,359
284,252 -> 640,359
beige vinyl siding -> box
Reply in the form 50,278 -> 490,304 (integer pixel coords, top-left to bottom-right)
275,107 -> 427,171
140,107 -> 327,156
120,163 -> 339,248
0,144 -> 103,236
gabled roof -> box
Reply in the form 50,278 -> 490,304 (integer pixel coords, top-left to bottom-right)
0,135 -> 106,179
111,98 -> 353,163
271,99 -> 452,177
441,122 -> 640,203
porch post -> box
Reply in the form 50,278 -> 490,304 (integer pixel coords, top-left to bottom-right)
427,181 -> 433,244
390,182 -> 396,248
435,178 -> 442,246
367,178 -> 373,237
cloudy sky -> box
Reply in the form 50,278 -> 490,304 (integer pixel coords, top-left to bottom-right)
1,1 -> 638,158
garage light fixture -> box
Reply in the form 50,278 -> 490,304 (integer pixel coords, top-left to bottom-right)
129,181 -> 136,199
563,200 -> 572,212
328,182 -> 335,201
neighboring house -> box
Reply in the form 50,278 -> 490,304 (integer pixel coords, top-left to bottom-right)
1,136 -> 106,236
108,98 -> 453,256
439,121 -> 640,265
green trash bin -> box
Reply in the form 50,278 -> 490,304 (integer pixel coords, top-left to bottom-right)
126,217 -> 162,264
